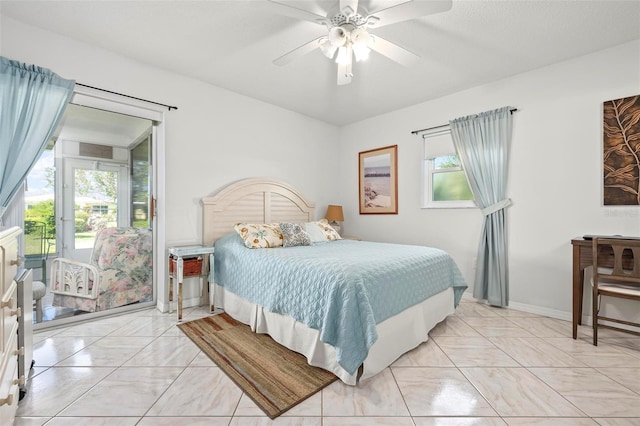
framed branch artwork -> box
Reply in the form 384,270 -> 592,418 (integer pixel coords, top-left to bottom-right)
603,94 -> 640,205
359,145 -> 398,214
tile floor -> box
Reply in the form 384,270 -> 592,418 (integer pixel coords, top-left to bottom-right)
14,299 -> 640,426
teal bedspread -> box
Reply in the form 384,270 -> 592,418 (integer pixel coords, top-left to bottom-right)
214,233 -> 467,375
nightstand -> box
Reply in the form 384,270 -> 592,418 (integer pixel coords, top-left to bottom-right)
168,245 -> 215,321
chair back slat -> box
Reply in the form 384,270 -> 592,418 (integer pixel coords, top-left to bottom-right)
633,247 -> 640,276
594,238 -> 640,283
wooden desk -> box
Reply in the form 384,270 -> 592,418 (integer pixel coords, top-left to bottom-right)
572,238 -> 592,339
571,237 -> 634,339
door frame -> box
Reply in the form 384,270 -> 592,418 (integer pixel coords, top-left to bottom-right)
34,85 -> 167,329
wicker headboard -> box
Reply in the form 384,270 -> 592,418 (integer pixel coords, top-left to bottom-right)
201,178 -> 316,246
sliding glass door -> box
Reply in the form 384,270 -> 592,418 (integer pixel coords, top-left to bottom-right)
131,135 -> 152,229
24,101 -> 158,327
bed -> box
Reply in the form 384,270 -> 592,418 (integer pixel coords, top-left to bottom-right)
202,178 -> 467,385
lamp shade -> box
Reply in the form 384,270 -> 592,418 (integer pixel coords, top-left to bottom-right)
325,205 -> 344,222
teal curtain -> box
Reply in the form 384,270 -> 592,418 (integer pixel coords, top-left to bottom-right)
450,106 -> 513,307
0,56 -> 75,221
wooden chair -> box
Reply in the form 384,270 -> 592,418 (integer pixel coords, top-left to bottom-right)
591,237 -> 640,345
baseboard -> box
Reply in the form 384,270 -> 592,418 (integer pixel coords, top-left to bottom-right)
461,292 -> 572,322
460,293 -> 640,335
159,296 -> 205,314
507,300 -> 572,322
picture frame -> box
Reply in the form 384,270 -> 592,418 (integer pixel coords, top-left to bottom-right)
359,145 -> 398,214
603,94 -> 640,205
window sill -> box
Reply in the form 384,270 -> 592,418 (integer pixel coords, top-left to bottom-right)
421,204 -> 477,209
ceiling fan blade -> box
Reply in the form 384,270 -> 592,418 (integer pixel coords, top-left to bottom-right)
337,62 -> 353,85
267,0 -> 328,25
368,0 -> 452,28
273,36 -> 325,66
340,0 -> 359,15
368,35 -> 419,66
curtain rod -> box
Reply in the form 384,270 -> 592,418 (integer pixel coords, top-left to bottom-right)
76,83 -> 178,111
410,108 -> 518,135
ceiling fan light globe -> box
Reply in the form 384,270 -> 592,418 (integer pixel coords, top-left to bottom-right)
350,27 -> 370,45
320,41 -> 338,59
335,46 -> 351,65
351,27 -> 371,62
353,45 -> 370,62
328,26 -> 348,47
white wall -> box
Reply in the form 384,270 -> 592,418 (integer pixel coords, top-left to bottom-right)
338,40 -> 640,321
3,13 -> 640,322
1,16 -> 341,309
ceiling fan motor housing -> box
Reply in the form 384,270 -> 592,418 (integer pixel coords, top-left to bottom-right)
330,8 -> 368,28
326,7 -> 372,53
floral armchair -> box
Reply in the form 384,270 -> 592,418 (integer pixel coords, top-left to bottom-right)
50,227 -> 153,312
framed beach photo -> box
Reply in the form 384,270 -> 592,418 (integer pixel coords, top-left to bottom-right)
359,145 -> 398,214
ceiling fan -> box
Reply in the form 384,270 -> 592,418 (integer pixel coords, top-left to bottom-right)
268,0 -> 453,85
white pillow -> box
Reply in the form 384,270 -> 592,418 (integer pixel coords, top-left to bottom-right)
304,222 -> 327,242
305,219 -> 342,242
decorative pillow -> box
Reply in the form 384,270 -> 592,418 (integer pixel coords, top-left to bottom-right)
279,222 -> 312,248
305,219 -> 342,242
233,223 -> 283,248
304,221 -> 327,242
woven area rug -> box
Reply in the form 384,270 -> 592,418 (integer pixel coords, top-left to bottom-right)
177,313 -> 338,419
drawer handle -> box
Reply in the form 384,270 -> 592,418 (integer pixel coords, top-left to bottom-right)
8,307 -> 21,318
0,393 -> 13,406
14,346 -> 25,356
0,298 -> 13,309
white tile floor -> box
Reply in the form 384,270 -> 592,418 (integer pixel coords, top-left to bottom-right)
14,300 -> 640,425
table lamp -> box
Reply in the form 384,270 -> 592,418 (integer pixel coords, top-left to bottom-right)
325,205 -> 344,235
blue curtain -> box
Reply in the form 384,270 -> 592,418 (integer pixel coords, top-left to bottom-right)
450,106 -> 513,307
0,56 -> 75,221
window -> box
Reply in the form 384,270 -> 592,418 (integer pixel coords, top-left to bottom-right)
91,205 -> 109,215
24,144 -> 56,255
422,130 -> 475,208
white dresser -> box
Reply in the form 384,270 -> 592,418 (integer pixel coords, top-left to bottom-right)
0,226 -> 22,426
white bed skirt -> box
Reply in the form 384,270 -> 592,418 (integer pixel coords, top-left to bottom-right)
213,284 -> 455,385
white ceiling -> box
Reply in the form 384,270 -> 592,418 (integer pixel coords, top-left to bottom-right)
53,104 -> 152,148
3,0 -> 640,126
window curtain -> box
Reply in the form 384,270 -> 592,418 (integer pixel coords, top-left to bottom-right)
3,183 -> 26,253
0,56 -> 75,223
449,106 -> 513,307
